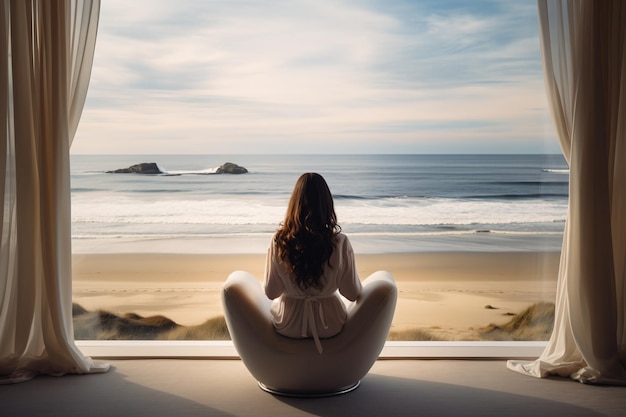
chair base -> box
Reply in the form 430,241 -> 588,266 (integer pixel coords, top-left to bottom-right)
257,380 -> 360,398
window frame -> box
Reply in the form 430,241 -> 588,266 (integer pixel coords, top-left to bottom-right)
73,3 -> 556,361
76,340 -> 547,359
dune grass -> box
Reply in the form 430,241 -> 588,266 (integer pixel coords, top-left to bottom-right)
73,302 -> 554,342
387,302 -> 555,341
73,304 -> 229,340
387,328 -> 449,341
478,302 -> 555,341
158,316 -> 230,340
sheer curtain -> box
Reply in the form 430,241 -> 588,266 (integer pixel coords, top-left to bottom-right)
508,0 -> 626,384
0,0 -> 109,383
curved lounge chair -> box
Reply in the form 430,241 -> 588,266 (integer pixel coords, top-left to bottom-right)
222,270 -> 397,397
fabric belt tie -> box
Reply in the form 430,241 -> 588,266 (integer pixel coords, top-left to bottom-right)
296,295 -> 330,354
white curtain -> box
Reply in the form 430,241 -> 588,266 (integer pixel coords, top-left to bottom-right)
0,0 -> 109,383
508,0 -> 626,384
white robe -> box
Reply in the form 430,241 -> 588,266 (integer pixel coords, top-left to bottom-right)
264,233 -> 362,353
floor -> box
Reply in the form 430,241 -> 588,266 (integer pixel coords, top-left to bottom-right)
1,359 -> 624,417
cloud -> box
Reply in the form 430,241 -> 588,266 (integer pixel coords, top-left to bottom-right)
73,0 -> 558,154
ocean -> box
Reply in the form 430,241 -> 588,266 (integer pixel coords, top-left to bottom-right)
70,154 -> 569,254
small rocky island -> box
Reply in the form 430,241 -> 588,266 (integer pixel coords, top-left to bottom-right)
107,162 -> 163,174
215,162 -> 248,174
107,162 -> 248,175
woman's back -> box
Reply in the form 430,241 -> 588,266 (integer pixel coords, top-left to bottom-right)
265,232 -> 362,353
263,173 -> 362,353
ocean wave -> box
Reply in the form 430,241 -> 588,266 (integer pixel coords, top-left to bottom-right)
347,229 -> 565,237
120,188 -> 192,193
491,180 -> 569,186
489,181 -> 569,188
71,187 -> 102,193
460,193 -> 568,200
71,195 -> 568,228
162,168 -> 219,175
333,194 -> 371,200
333,194 -> 434,200
543,169 -> 570,174
70,228 -> 565,240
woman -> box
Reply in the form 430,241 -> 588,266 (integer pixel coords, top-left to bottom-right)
264,173 -> 362,354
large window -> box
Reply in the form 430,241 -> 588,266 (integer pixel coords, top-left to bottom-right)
71,1 -> 565,351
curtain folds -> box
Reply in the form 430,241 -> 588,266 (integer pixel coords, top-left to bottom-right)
0,0 -> 109,383
508,0 -> 626,384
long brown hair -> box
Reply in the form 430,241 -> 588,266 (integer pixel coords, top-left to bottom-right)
275,173 -> 341,290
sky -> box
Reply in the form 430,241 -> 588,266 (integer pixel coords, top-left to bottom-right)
71,0 -> 561,155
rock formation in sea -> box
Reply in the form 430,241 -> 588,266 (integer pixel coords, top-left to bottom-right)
215,162 -> 248,174
107,161 -> 248,175
107,162 -> 163,174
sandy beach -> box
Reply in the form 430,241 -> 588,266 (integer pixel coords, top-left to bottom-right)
72,251 -> 559,341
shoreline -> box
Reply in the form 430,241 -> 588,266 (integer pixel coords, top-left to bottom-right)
71,231 -> 565,255
72,251 -> 561,283
72,251 -> 560,339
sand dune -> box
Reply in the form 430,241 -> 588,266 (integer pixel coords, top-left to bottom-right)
72,252 -> 559,341
73,304 -> 230,340
72,301 -> 554,342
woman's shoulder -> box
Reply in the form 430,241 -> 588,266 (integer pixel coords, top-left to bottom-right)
271,230 -> 284,243
334,232 -> 353,248
268,231 -> 281,252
